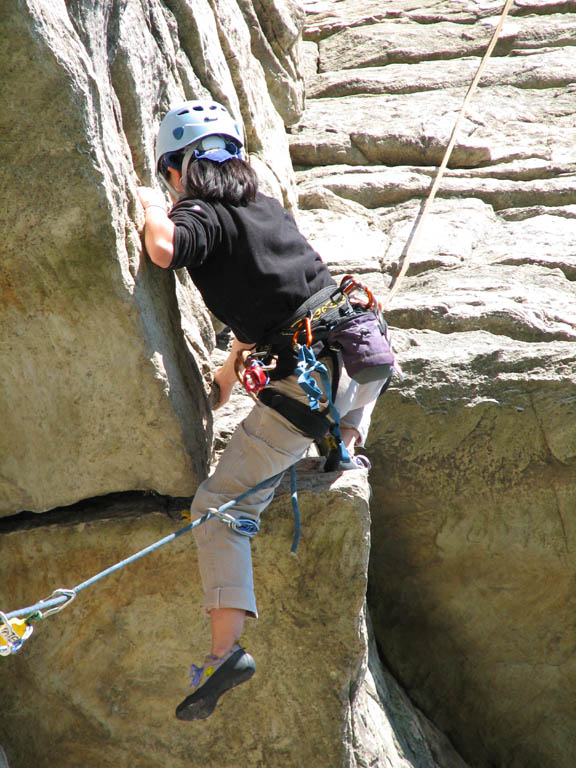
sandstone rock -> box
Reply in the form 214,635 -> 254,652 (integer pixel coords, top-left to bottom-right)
0,469 -> 380,768
300,39 -> 321,82
375,197 -> 576,283
290,86 -> 576,168
302,0 -> 480,41
302,0 -> 576,42
316,14 -> 576,71
367,330 -> 576,767
4,0 -> 576,763
0,0 -> 212,514
296,0 -> 576,764
205,0 -> 299,208
298,208 -> 389,285
0,0 -> 302,517
296,164 -> 576,210
384,265 -> 576,342
307,47 -> 576,98
236,0 -> 306,125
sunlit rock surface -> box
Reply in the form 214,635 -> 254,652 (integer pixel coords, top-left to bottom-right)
292,0 -> 576,765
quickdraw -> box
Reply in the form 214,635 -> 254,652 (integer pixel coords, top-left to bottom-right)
0,613 -> 34,656
1,468 -> 301,657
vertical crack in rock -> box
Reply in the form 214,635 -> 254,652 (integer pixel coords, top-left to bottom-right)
293,1 -> 576,765
3,0 -> 576,766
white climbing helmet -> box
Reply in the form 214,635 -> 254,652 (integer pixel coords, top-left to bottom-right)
155,99 -> 244,173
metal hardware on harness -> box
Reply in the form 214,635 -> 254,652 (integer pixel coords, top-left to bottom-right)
239,350 -> 276,396
340,275 -> 379,311
291,314 -> 313,349
340,275 -> 388,336
243,359 -> 270,394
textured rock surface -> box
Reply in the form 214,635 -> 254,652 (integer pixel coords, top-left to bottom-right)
0,469 -> 462,768
3,0 -> 575,765
0,2 -> 467,765
292,0 -> 576,766
0,0 -> 301,517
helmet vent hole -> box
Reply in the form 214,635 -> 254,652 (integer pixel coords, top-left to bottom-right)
177,109 -> 189,115
193,105 -> 204,111
173,127 -> 184,139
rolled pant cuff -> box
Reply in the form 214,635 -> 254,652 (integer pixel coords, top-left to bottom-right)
203,586 -> 258,619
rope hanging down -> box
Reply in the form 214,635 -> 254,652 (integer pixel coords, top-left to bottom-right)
382,0 -> 516,310
0,467 -> 301,656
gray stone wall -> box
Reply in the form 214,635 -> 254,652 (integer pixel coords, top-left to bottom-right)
0,0 -> 300,515
1,0 -> 575,766
288,1 -> 576,766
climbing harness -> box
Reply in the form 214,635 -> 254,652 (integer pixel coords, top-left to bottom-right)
383,0 -> 516,310
0,468 -> 301,657
248,275 -> 397,470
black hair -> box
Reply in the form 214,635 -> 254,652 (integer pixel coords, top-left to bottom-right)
182,157 -> 258,206
159,152 -> 183,176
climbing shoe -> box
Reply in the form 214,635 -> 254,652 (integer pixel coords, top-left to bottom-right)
322,447 -> 372,472
339,454 -> 371,471
175,643 -> 255,721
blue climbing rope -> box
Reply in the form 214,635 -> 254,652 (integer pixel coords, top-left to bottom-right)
290,464 -> 300,554
1,467 -> 302,654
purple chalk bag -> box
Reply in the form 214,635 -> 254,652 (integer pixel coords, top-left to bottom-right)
328,311 -> 395,384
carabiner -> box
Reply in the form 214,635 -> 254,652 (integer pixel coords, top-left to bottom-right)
0,612 -> 34,656
206,508 -> 260,538
292,314 -> 313,348
340,274 -> 377,311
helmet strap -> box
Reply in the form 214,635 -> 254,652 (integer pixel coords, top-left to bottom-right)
180,144 -> 198,188
158,173 -> 184,202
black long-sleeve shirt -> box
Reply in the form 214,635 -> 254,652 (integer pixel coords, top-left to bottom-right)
168,193 -> 335,344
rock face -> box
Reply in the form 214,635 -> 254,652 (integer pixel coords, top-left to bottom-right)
2,471 -> 371,767
0,0 -> 299,516
0,468 -> 465,768
0,1 -> 470,767
2,0 -> 575,765
291,1 -> 576,766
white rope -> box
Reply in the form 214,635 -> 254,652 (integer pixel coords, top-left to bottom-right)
382,0 -> 516,310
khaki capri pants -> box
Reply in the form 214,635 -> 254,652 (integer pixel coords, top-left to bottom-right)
190,366 -> 383,618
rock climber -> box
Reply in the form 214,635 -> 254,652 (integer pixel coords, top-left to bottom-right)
137,99 -> 389,721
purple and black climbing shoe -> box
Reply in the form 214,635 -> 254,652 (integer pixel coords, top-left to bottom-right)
175,643 -> 255,721
338,454 -> 372,471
